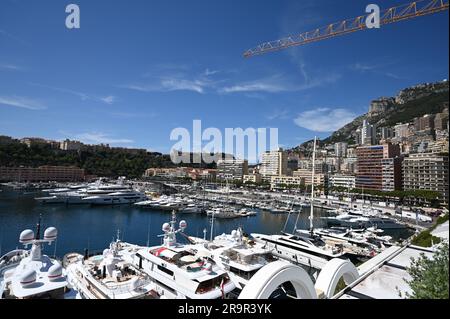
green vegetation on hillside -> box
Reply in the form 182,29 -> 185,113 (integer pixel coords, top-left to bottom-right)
383,91 -> 449,127
0,141 -> 174,178
318,90 -> 449,147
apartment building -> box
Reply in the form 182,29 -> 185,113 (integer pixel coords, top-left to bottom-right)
293,169 -> 325,186
217,159 -> 249,181
0,166 -> 85,182
356,144 -> 402,191
260,149 -> 288,179
403,153 -> 449,203
328,175 -> 356,189
270,176 -> 304,189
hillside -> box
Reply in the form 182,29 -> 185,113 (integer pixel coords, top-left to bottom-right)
0,139 -> 224,178
300,80 -> 449,150
0,140 -> 174,178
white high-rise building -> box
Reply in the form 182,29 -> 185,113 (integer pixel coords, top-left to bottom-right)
260,148 -> 288,179
362,120 -> 376,145
334,142 -> 348,158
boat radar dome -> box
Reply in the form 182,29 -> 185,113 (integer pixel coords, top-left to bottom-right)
20,269 -> 37,287
48,263 -> 63,281
179,220 -> 187,230
19,229 -> 35,244
162,223 -> 171,232
44,227 -> 58,241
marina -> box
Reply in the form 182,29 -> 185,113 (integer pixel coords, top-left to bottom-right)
0,182 -> 426,300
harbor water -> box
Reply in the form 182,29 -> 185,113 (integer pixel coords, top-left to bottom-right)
0,187 -> 413,258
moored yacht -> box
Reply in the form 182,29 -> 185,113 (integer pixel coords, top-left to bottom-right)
251,137 -> 377,270
64,232 -> 157,299
82,190 -> 148,205
324,213 -> 407,230
192,227 -> 277,292
130,213 -> 236,299
206,207 -> 239,219
0,220 -> 76,299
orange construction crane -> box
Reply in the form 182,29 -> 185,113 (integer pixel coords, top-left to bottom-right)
244,0 -> 449,58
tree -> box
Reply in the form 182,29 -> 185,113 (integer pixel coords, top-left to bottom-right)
403,243 -> 449,299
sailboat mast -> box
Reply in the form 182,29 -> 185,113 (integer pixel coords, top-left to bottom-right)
310,137 -> 317,232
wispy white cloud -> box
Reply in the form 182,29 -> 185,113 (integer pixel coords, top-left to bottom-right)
350,62 -> 404,80
220,82 -> 287,94
221,73 -> 340,94
160,78 -> 209,94
122,72 -> 217,94
204,68 -> 219,76
60,131 -> 134,145
0,63 -> 23,71
351,63 -> 378,72
266,109 -> 290,120
29,83 -> 116,104
0,96 -> 46,110
100,96 -> 116,104
0,29 -> 31,46
109,111 -> 158,119
294,107 -> 357,132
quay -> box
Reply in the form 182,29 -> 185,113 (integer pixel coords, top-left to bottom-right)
335,244 -> 436,299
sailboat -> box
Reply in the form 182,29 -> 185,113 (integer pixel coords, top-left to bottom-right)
252,138 -> 374,269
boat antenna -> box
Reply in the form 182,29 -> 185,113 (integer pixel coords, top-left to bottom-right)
35,213 -> 42,240
146,215 -> 151,247
292,205 -> 302,234
310,137 -> 317,234
53,236 -> 58,258
282,210 -> 291,234
210,211 -> 215,241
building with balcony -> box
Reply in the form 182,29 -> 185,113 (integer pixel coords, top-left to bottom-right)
328,175 -> 356,189
355,144 -> 402,192
260,149 -> 288,179
0,166 -> 85,182
270,176 -> 304,189
403,153 -> 449,203
217,159 -> 248,181
293,169 -> 325,186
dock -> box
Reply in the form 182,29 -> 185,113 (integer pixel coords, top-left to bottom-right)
335,244 -> 435,299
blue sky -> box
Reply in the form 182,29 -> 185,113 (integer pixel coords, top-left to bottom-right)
0,0 -> 448,155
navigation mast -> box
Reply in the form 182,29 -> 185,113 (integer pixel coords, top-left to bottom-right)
310,137 -> 317,233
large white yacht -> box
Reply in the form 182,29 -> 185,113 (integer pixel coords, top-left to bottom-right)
324,213 -> 407,229
0,220 -> 76,299
251,137 -> 376,270
130,213 -> 236,299
63,232 -> 158,299
191,227 -> 277,292
82,190 -> 148,205
206,206 -> 239,219
35,179 -> 134,205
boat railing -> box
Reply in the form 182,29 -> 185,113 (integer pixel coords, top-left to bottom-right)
0,279 -> 6,299
0,250 -> 28,268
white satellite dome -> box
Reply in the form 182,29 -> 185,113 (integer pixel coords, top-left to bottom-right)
20,269 -> 37,287
179,220 -> 187,229
162,223 -> 170,232
44,227 -> 58,241
48,263 -> 63,281
19,229 -> 35,244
